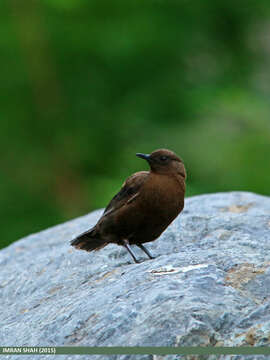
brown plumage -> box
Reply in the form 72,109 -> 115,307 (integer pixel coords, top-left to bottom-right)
71,149 -> 186,263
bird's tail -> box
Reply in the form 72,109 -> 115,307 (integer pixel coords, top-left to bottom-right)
70,227 -> 107,252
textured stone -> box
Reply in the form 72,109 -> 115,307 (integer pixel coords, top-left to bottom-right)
1,192 -> 270,360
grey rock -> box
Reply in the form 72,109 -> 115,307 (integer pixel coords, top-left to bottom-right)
1,191 -> 270,360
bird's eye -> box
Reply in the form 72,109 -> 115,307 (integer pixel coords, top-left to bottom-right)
160,155 -> 168,161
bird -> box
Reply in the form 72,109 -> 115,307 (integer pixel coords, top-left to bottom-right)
71,149 -> 186,263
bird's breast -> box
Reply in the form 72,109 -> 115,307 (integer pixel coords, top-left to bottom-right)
139,173 -> 185,219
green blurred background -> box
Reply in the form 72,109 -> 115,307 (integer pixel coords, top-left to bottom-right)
1,0 -> 270,249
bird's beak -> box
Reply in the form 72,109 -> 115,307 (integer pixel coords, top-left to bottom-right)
136,153 -> 150,161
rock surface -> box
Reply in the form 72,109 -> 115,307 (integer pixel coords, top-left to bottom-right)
1,192 -> 270,360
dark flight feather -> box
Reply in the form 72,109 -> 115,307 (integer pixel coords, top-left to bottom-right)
71,171 -> 149,252
102,171 -> 149,216
70,227 -> 107,251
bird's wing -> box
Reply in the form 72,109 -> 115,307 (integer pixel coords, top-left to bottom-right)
102,171 -> 149,217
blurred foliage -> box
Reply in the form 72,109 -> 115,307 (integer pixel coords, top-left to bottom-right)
1,0 -> 270,248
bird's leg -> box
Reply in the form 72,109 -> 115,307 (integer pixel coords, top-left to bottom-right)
138,244 -> 154,260
122,239 -> 139,263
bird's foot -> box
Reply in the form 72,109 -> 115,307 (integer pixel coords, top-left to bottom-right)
138,244 -> 154,260
122,239 -> 139,263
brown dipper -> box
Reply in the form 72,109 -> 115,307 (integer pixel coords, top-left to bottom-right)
71,149 -> 186,263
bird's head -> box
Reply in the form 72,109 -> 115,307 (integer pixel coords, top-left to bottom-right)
136,149 -> 186,178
